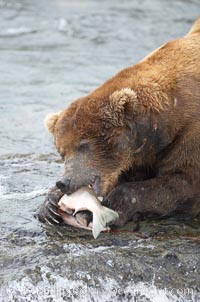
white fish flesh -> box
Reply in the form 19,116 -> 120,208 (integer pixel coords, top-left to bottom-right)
58,187 -> 119,239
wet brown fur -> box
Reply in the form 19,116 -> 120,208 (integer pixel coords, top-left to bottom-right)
46,18 -> 200,222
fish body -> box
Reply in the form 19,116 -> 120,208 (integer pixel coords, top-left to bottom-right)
58,187 -> 119,239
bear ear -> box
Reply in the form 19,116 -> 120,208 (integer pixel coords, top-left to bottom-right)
109,88 -> 138,113
107,88 -> 139,126
44,111 -> 62,135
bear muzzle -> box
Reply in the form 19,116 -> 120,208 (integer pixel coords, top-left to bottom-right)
56,174 -> 101,196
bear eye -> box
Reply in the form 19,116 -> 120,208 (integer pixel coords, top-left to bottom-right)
77,140 -> 90,153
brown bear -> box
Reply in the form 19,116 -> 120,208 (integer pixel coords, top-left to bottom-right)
38,18 -> 200,227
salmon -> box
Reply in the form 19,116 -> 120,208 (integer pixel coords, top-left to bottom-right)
58,187 -> 119,239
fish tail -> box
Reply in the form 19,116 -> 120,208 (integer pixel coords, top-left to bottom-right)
92,207 -> 119,239
101,206 -> 119,225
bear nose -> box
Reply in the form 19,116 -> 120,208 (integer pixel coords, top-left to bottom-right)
56,177 -> 70,193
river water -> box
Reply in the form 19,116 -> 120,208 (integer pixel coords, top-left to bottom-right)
0,0 -> 200,301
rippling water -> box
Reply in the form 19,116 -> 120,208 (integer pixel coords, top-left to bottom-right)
0,0 -> 200,301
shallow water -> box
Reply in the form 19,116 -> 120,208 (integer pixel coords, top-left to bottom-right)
0,0 -> 200,301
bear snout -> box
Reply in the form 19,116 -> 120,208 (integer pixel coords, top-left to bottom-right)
56,176 -> 71,193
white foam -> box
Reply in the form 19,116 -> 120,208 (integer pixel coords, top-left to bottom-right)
0,183 -> 7,195
0,175 -> 8,196
0,274 -> 197,302
57,18 -> 67,32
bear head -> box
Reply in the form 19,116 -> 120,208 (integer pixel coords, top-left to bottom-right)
45,88 -> 150,197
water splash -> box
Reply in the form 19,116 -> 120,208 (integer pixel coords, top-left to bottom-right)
0,275 -> 197,302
